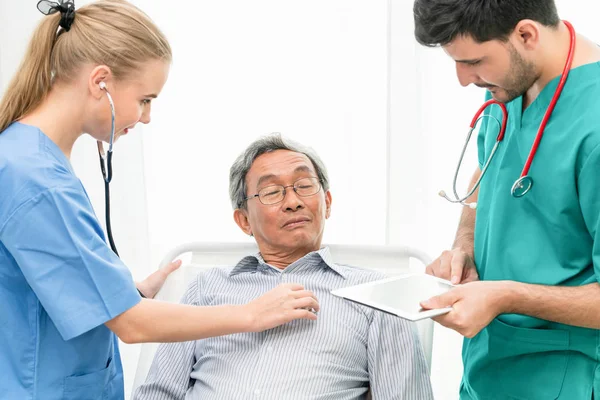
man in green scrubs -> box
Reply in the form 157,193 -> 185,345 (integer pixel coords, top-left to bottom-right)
413,1 -> 600,398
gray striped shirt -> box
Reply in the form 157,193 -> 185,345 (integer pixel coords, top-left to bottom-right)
134,247 -> 434,400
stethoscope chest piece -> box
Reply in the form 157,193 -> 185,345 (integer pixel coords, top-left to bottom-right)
511,175 -> 533,197
439,20 -> 575,206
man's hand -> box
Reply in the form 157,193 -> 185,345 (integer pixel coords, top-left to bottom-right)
426,248 -> 479,284
136,259 -> 183,299
420,281 -> 510,338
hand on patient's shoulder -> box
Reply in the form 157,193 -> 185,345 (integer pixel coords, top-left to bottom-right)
244,283 -> 320,332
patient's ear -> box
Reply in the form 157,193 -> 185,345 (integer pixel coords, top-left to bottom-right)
325,191 -> 332,219
234,209 -> 253,236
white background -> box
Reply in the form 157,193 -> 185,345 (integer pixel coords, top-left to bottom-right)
1,1 -> 598,398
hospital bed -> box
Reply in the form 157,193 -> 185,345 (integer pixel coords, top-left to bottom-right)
132,242 -> 434,395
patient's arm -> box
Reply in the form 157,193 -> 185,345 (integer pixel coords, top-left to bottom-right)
132,278 -> 200,400
367,313 -> 434,399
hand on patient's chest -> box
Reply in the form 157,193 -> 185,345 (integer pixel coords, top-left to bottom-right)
197,289 -> 370,370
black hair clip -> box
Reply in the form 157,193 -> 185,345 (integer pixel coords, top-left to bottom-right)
37,0 -> 76,32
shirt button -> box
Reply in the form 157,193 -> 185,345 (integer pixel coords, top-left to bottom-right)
254,389 -> 261,396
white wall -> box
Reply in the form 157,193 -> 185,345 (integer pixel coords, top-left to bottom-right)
1,1 -> 598,399
136,0 -> 389,262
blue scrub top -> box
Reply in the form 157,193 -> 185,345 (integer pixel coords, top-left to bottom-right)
0,122 -> 141,399
461,63 -> 600,399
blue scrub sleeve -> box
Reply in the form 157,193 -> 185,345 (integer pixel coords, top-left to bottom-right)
0,184 -> 141,341
577,143 -> 600,284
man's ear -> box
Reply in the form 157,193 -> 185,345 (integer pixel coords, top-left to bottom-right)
325,190 -> 332,219
512,19 -> 541,51
234,208 -> 253,236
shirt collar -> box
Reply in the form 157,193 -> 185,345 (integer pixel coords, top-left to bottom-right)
229,246 -> 348,279
33,123 -> 76,175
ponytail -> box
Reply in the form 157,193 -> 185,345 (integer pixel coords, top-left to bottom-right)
0,0 -> 172,134
0,13 -> 61,132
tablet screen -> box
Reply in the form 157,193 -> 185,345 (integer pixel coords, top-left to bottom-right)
369,275 -> 451,314
335,274 -> 453,317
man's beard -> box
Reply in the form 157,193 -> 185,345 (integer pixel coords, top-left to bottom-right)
479,44 -> 539,103
502,44 -> 539,102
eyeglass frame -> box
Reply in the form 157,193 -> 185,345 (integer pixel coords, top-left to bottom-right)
241,176 -> 324,206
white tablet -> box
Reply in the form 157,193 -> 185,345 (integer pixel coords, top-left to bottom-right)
331,273 -> 454,321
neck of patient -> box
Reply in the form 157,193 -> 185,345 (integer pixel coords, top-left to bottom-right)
259,243 -> 322,270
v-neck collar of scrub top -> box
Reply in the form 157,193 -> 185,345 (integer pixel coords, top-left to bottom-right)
510,62 -> 600,131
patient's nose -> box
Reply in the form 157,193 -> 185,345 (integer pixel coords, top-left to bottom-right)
282,189 -> 304,211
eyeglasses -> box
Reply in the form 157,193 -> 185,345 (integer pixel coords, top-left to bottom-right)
243,177 -> 323,206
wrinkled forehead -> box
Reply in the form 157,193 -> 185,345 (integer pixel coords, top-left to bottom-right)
247,150 -> 317,188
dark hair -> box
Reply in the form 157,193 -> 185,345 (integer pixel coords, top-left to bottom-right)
414,0 -> 561,47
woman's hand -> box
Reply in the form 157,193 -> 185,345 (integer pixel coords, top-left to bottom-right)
244,283 -> 320,331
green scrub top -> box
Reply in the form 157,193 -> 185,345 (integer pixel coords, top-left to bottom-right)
462,62 -> 600,400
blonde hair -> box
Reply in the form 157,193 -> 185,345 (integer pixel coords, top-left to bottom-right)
0,0 -> 172,133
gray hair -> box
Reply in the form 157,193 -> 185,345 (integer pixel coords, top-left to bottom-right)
229,133 -> 330,209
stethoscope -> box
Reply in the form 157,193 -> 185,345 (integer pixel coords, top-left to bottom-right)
96,83 -> 146,297
439,20 -> 576,209
96,81 -> 119,256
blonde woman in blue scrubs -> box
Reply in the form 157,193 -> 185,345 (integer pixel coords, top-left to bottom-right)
0,1 -> 319,398
414,0 -> 600,399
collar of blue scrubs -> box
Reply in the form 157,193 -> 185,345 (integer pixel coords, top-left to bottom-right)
513,61 -> 600,129
230,246 -> 348,279
16,122 -> 76,175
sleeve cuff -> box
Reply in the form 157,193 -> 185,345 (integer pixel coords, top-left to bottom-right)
56,285 -> 142,341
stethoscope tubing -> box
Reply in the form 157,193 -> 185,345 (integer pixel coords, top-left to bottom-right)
97,86 -> 118,256
441,20 -> 576,207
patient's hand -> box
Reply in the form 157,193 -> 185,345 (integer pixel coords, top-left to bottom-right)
136,259 -> 183,299
244,283 -> 320,331
426,248 -> 479,284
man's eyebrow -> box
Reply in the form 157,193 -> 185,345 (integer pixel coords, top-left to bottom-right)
256,174 -> 277,188
293,165 -> 312,174
255,166 -> 315,188
455,58 -> 483,64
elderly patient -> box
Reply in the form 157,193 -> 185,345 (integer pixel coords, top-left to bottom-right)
134,135 -> 433,400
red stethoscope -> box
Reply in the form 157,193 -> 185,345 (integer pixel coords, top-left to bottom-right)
440,20 -> 576,209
